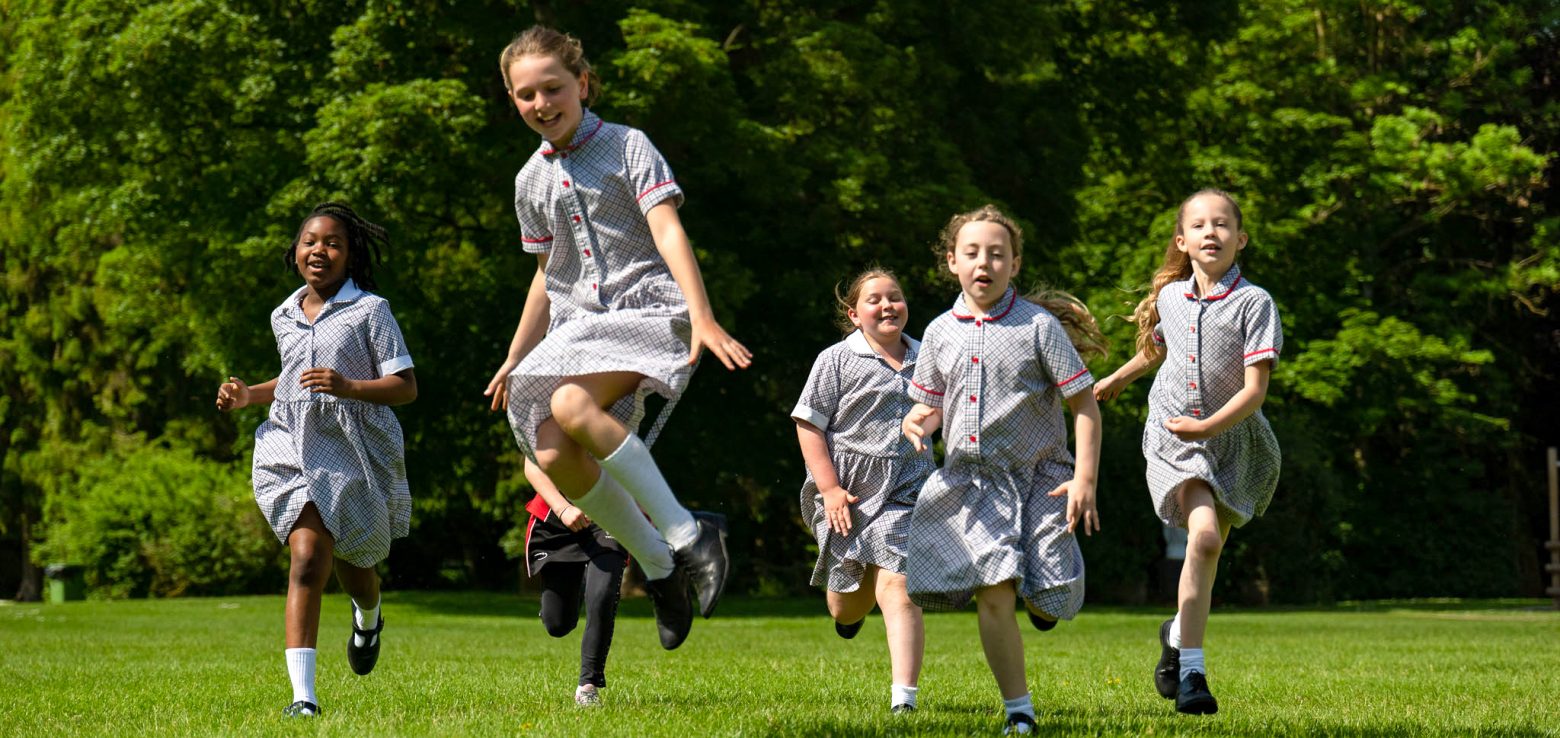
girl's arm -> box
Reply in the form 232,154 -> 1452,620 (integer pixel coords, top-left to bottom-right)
901,403 -> 943,454
645,202 -> 753,371
523,458 -> 591,531
1048,391 -> 1102,535
796,420 -> 858,536
485,255 -> 553,411
216,376 -> 278,411
299,368 -> 417,406
1094,348 -> 1163,401
1164,361 -> 1272,441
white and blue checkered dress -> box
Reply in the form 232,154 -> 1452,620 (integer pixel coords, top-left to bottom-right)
505,110 -> 692,456
793,331 -> 936,592
1144,265 -> 1283,527
904,288 -> 1092,618
253,279 -> 414,567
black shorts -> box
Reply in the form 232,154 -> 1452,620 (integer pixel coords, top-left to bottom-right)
525,513 -> 628,577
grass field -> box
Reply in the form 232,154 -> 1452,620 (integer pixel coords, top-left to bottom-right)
2,592 -> 1557,737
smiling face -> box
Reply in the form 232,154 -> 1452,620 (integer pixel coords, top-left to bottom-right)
506,53 -> 588,147
947,220 -> 1021,313
1174,193 -> 1247,282
848,276 -> 908,346
294,215 -> 350,296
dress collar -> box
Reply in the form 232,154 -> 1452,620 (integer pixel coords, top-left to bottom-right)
1183,264 -> 1243,302
845,329 -> 920,366
280,278 -> 364,317
950,287 -> 1019,321
539,109 -> 605,157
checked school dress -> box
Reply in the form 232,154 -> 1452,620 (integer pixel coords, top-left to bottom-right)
506,110 -> 692,457
1144,265 -> 1282,528
905,288 -> 1092,618
252,279 -> 414,568
792,331 -> 936,592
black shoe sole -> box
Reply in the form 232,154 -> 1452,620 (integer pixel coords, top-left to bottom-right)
1176,695 -> 1219,715
1154,618 -> 1179,699
1027,610 -> 1058,631
835,618 -> 864,639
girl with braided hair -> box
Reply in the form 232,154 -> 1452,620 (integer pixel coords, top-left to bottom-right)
216,201 -> 418,718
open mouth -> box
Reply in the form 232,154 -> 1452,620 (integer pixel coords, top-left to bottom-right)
537,111 -> 562,127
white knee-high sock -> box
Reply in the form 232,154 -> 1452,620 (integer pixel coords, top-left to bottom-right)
1169,612 -> 1183,648
571,469 -> 676,579
1180,648 -> 1206,680
598,434 -> 698,549
285,648 -> 317,705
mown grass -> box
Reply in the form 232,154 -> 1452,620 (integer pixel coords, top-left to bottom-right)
2,592 -> 1556,737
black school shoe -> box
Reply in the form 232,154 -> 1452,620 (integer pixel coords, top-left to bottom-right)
890,703 -> 916,715
347,604 -> 383,676
1154,618 -> 1180,699
283,700 -> 320,718
643,564 -> 694,650
675,511 -> 730,619
1027,610 -> 1058,632
1002,712 -> 1037,735
835,618 -> 864,639
1175,672 -> 1218,715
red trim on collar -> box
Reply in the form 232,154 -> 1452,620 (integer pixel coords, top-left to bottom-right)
910,379 -> 945,397
541,117 -> 605,156
1184,274 -> 1243,302
953,289 -> 1018,321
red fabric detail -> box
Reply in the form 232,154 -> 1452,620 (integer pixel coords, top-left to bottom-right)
525,495 -> 551,520
540,117 -> 604,155
971,356 -> 979,363
970,395 -> 978,402
562,180 -> 571,187
572,215 -> 581,223
636,179 -> 678,202
1055,367 -> 1089,386
1244,347 -> 1278,359
969,435 -> 977,442
521,235 -> 553,244
910,379 -> 944,397
583,248 -> 591,256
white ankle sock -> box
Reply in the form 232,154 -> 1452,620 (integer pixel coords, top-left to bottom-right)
1002,692 -> 1034,719
352,596 -> 380,647
571,469 -> 675,579
891,684 -> 918,709
598,434 -> 698,549
285,648 -> 317,705
1179,647 -> 1206,680
1168,612 -> 1182,648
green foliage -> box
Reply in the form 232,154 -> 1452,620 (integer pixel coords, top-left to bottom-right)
1,0 -> 1555,602
33,440 -> 283,598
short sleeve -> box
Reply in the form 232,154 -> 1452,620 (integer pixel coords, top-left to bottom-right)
907,327 -> 947,407
1037,313 -> 1093,398
1242,292 -> 1283,367
791,348 -> 842,432
624,129 -> 684,214
514,166 -> 554,254
367,300 -> 414,377
1151,322 -> 1165,345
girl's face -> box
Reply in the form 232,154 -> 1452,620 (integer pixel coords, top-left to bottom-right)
1175,194 -> 1247,277
507,53 -> 588,147
848,277 -> 908,345
295,216 -> 350,294
947,221 -> 1020,311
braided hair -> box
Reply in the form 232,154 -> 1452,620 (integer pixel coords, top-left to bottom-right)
285,201 -> 389,291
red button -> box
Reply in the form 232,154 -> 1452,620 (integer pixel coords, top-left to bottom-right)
591,283 -> 597,289
1188,382 -> 1197,389
572,215 -> 581,223
1192,409 -> 1202,417
975,320 -> 982,326
971,357 -> 979,363
563,180 -> 571,187
583,249 -> 591,256
969,435 -> 977,442
1189,355 -> 1196,363
1190,326 -> 1196,333
970,395 -> 978,402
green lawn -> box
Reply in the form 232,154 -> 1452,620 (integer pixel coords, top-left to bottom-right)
2,592 -> 1556,737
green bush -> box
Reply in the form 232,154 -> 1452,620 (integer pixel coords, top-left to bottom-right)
35,441 -> 284,598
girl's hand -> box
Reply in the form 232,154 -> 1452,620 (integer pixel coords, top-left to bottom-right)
1164,416 -> 1213,440
484,359 -> 520,412
1094,371 -> 1128,402
1048,478 -> 1100,535
901,404 -> 942,453
689,318 -> 753,371
216,376 -> 249,411
300,367 -> 354,398
559,505 -> 591,532
820,486 -> 860,537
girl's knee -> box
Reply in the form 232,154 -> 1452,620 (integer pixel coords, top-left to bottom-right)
548,384 -> 597,435
974,584 -> 1016,616
287,540 -> 331,587
1188,527 -> 1224,560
